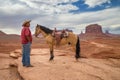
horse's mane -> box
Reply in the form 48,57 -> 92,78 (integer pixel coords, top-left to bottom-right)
38,25 -> 53,34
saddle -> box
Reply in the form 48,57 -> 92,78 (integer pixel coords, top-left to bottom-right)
52,29 -> 68,45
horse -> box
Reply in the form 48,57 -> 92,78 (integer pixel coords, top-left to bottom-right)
34,24 -> 80,61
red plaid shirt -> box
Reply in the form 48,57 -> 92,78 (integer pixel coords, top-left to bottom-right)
21,27 -> 32,44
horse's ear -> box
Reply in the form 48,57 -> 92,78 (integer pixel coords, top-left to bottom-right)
37,24 -> 38,26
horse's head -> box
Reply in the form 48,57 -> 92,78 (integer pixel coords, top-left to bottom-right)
35,24 -> 41,37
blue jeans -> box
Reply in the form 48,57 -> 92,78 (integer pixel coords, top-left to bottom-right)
22,42 -> 31,66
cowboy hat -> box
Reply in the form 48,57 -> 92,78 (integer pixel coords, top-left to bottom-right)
22,20 -> 31,26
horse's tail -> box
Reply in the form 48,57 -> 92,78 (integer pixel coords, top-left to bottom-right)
75,36 -> 80,59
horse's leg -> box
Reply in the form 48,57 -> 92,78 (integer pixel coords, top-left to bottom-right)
75,37 -> 80,60
72,37 -> 80,61
49,44 -> 54,61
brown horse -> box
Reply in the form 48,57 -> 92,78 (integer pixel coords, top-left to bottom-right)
35,24 -> 80,61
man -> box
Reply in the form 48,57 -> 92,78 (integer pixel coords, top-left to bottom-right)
21,20 -> 33,67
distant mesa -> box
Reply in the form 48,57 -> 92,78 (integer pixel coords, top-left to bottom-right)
0,30 -> 7,35
0,30 -> 20,43
55,28 -> 73,32
65,29 -> 73,32
81,31 -> 83,34
85,24 -> 103,34
105,30 -> 109,34
79,24 -> 111,39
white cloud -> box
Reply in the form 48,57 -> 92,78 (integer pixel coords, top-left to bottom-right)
19,0 -> 79,14
0,0 -> 120,34
0,4 -> 28,15
84,0 -> 111,8
0,0 -> 79,15
20,0 -> 78,6
30,7 -> 120,34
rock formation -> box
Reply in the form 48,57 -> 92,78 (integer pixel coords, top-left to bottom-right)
79,24 -> 110,39
9,50 -> 21,59
81,31 -> 83,34
105,30 -> 109,34
0,30 -> 6,35
85,24 -> 103,34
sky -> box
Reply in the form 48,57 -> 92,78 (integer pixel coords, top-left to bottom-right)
0,0 -> 120,34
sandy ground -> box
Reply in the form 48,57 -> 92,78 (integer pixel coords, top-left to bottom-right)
0,37 -> 120,80
14,49 -> 120,80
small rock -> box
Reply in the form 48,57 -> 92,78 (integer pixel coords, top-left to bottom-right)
9,51 -> 21,59
9,60 -> 18,67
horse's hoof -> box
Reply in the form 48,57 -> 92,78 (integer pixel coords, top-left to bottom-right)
49,59 -> 53,61
49,57 -> 54,61
75,55 -> 80,59
75,55 -> 80,61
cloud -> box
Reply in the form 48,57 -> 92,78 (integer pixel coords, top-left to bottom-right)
0,0 -> 79,19
103,25 -> 120,34
84,0 -> 111,8
20,0 -> 78,14
32,7 -> 120,34
0,0 -> 120,34
0,1 -> 29,15
55,7 -> 120,33
0,0 -> 79,34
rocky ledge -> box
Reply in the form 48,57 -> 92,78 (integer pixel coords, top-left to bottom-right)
10,48 -> 120,80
